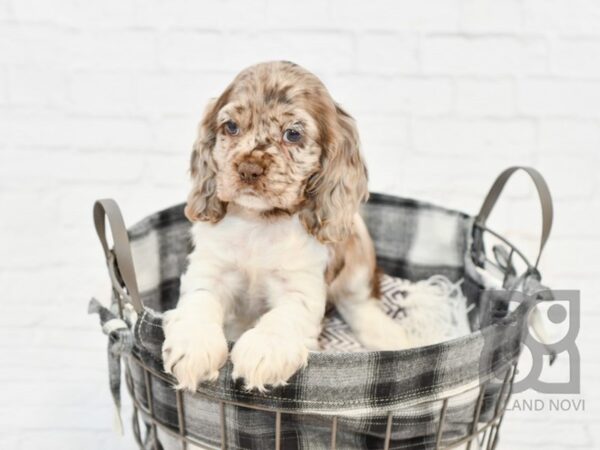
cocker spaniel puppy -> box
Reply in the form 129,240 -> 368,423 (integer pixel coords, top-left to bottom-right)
162,61 -> 410,391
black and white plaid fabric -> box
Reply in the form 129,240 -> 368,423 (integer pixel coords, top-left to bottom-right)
91,193 -> 535,449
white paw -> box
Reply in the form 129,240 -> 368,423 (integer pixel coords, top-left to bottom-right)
161,310 -> 228,391
230,329 -> 309,392
355,315 -> 412,351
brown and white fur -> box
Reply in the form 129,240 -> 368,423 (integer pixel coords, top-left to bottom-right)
162,61 -> 410,392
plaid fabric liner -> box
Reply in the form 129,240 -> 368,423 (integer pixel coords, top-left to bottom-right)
91,193 -> 535,449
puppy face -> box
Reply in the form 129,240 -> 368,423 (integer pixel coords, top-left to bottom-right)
211,64 -> 324,212
186,61 -> 368,243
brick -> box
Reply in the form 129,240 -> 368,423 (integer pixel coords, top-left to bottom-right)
502,421 -> 592,448
331,76 -> 453,114
12,0 -> 136,28
143,152 -> 190,187
0,25 -> 71,67
523,0 -> 600,36
11,0 -> 69,22
355,114 -> 410,149
265,0 -> 331,29
154,115 -> 198,153
0,267 -> 76,303
123,187 -> 188,226
38,303 -> 113,330
0,345 -> 112,375
65,117 -> 156,151
220,32 -> 355,74
455,78 -> 516,116
0,405 -> 119,429
19,431 -> 134,450
0,364 -> 106,385
0,67 -> 7,104
0,149 -> 145,194
68,71 -> 137,114
70,30 -> 157,70
356,33 -> 419,75
0,110 -> 71,148
539,119 -> 600,155
552,39 -> 600,77
159,32 -> 354,74
518,79 -> 600,117
459,0 -> 523,33
536,154 -> 597,200
130,0 -> 185,29
7,67 -> 67,108
0,327 -> 102,351
422,36 -> 548,75
135,72 -> 233,115
0,0 -> 11,20
331,0 -> 460,32
133,0 -> 268,30
76,182 -> 187,227
157,31 -> 223,71
579,319 -> 600,368
541,238 -> 600,280
507,196 -> 600,242
0,305 -> 48,328
0,191 -> 59,233
0,264 -> 107,304
400,155 -> 536,217
412,118 -> 536,157
365,147 -> 409,196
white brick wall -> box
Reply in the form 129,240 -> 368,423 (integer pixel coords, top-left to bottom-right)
1,0 -> 598,448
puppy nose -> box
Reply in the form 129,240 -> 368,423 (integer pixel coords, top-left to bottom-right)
237,161 -> 264,183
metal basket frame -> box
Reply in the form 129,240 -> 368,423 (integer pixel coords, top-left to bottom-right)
122,350 -> 518,450
105,221 -> 525,450
94,166 -> 554,450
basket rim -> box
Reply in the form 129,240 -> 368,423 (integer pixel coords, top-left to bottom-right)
126,192 -> 472,240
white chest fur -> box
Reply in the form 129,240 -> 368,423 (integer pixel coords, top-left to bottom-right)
180,211 -> 329,340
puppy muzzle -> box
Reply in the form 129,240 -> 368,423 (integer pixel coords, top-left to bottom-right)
237,161 -> 264,184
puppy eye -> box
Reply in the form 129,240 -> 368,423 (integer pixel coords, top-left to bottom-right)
283,128 -> 302,143
224,120 -> 240,136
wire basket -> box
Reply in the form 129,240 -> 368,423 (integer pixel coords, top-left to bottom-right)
90,166 -> 554,450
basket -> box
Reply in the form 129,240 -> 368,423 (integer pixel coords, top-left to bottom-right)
90,166 -> 554,450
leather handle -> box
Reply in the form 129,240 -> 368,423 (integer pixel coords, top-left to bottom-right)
475,166 -> 553,268
93,199 -> 144,313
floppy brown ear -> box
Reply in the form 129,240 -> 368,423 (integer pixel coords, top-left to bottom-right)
300,104 -> 369,243
184,90 -> 231,223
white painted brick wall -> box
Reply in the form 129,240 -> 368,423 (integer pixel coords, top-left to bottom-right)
1,0 -> 598,448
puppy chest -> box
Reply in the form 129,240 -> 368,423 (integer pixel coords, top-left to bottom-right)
220,216 -> 329,271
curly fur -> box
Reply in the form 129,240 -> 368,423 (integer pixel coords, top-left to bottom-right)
299,104 -> 369,243
184,61 -> 368,243
185,90 -> 232,223
163,62 -> 411,392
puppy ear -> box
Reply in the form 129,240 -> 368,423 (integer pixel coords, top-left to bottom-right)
300,104 -> 369,243
184,90 -> 231,223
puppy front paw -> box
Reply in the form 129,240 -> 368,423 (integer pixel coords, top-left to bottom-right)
162,312 -> 228,391
354,314 -> 412,351
230,329 -> 309,392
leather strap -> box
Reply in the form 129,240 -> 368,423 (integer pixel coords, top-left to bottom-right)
93,199 -> 144,313
475,166 -> 553,268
